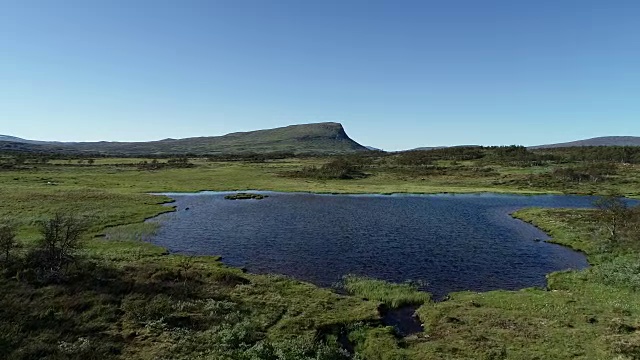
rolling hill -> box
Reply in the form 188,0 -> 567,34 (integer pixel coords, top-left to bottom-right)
0,135 -> 59,145
0,122 -> 368,156
530,136 -> 640,149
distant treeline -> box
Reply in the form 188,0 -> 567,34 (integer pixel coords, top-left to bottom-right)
286,158 -> 369,180
534,146 -> 640,164
3,145 -> 640,170
285,146 -> 640,181
206,152 -> 297,162
136,157 -> 194,170
0,150 -> 301,162
0,151 -> 301,170
393,146 -> 640,166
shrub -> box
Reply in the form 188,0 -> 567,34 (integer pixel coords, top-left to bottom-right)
122,294 -> 173,324
137,157 -> 194,170
552,163 -> 617,184
0,220 -> 17,263
589,254 -> 640,291
289,158 -> 367,180
590,196 -> 640,253
31,213 -> 89,273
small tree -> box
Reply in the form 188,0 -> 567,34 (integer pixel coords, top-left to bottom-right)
594,195 -> 629,243
0,220 -> 17,263
36,213 -> 88,271
87,158 -> 95,165
623,206 -> 640,249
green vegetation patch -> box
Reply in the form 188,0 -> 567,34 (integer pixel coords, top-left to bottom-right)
103,222 -> 160,242
224,192 -> 269,200
348,325 -> 406,360
342,275 -> 431,308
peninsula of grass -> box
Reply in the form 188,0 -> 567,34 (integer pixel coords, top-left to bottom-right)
224,192 -> 268,200
342,275 -> 431,308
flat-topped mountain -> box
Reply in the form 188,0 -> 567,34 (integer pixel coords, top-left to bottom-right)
531,136 -> 640,149
0,122 -> 368,156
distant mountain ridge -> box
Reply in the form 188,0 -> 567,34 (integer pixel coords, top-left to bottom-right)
410,145 -> 479,151
530,136 -> 640,149
0,135 -> 59,145
408,138 -> 640,151
0,122 -> 368,156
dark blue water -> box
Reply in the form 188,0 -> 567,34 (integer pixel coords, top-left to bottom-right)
149,192 -> 601,298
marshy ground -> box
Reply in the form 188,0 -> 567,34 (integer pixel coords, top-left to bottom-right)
1,150 -> 640,359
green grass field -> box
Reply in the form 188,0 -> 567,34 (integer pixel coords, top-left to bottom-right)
1,158 -> 640,359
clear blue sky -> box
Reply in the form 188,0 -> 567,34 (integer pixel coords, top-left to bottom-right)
1,0 -> 639,150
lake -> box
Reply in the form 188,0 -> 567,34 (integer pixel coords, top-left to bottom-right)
149,192 -> 599,298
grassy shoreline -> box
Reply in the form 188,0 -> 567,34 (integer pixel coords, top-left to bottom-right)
129,195 -> 596,301
512,208 -> 596,259
149,188 -> 564,195
411,208 -> 640,358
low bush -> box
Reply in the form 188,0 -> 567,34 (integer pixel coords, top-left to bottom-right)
122,293 -> 173,324
0,219 -> 17,264
137,157 -> 194,170
32,213 -> 88,273
288,158 -> 367,180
